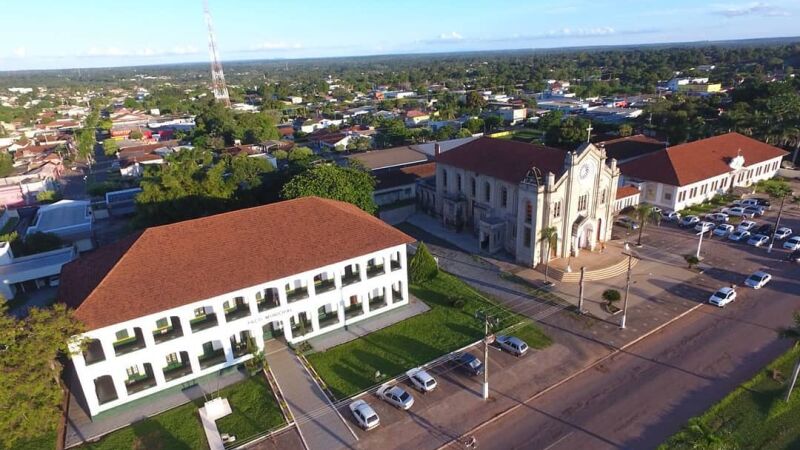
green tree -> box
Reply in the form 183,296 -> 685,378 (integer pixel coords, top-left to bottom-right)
273,149 -> 288,160
0,303 -> 85,448
463,118 -> 485,134
0,152 -> 14,177
408,242 -> 438,284
98,118 -> 112,132
540,226 -> 559,284
281,164 -> 377,214
465,91 -> 487,110
22,232 -> 63,254
103,138 -> 118,156
129,129 -> 144,140
288,146 -> 314,162
619,123 -> 633,137
633,203 -> 658,246
35,190 -> 62,204
484,115 -> 503,132
602,289 -> 621,307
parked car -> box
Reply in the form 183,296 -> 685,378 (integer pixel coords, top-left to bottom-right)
406,368 -> 437,393
615,217 -> 640,230
784,236 -> 800,251
728,230 -> 751,242
723,206 -> 753,218
349,400 -> 380,430
713,224 -> 735,237
453,353 -> 484,376
754,198 -> 771,208
651,206 -> 663,215
744,206 -> 766,217
705,212 -> 729,223
755,224 -> 773,236
786,249 -> 800,263
708,287 -> 737,307
661,210 -> 681,222
744,271 -> 772,289
737,220 -> 757,233
679,215 -> 700,228
695,221 -> 715,233
741,199 -> 761,208
747,234 -> 769,247
376,384 -> 415,410
775,227 -> 793,240
495,335 -> 529,357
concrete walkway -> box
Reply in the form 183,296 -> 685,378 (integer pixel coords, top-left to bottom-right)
306,296 -> 430,351
266,340 -> 357,450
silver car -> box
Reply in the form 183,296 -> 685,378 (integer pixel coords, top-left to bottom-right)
744,271 -> 772,289
349,400 -> 380,430
406,368 -> 437,393
496,335 -> 529,357
376,384 -> 415,410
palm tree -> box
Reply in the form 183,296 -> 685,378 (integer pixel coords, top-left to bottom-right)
633,203 -> 658,246
779,311 -> 800,402
540,226 -> 558,284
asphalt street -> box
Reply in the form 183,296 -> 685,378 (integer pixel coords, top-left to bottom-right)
469,207 -> 800,450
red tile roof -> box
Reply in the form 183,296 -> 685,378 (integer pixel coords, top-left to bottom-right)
435,136 -> 568,183
619,133 -> 787,186
59,197 -> 415,330
616,185 -> 640,199
376,162 -> 436,190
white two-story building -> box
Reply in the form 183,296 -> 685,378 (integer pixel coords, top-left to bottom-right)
619,133 -> 787,212
60,197 -> 414,417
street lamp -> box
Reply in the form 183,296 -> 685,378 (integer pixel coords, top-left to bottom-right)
767,191 -> 793,253
620,243 -> 635,329
475,310 -> 499,400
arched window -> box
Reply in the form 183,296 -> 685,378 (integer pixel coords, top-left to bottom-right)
484,182 -> 491,202
525,201 -> 532,223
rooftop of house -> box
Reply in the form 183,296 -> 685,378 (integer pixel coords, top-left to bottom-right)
375,162 -> 437,190
435,136 -> 568,184
619,132 -> 788,187
346,146 -> 429,171
30,200 -> 91,233
615,185 -> 641,199
58,197 -> 415,330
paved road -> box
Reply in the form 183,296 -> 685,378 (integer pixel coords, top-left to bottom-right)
469,209 -> 800,450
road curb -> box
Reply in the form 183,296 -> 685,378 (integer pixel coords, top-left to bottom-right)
436,301 -> 706,449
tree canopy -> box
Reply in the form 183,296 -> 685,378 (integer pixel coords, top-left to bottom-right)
281,163 -> 377,214
0,303 -> 84,448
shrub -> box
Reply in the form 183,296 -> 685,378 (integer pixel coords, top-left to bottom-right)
36,190 -> 62,204
685,255 -> 700,269
409,242 -> 438,284
450,297 -> 466,309
602,289 -> 621,304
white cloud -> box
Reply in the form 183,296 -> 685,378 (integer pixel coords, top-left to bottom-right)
79,45 -> 202,58
12,47 -> 27,58
250,41 -> 303,51
712,2 -> 791,17
439,31 -> 464,41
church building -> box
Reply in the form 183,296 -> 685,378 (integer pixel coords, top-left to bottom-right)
419,137 -> 620,268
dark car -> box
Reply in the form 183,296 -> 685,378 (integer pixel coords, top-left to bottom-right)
755,198 -> 771,207
453,353 -> 484,376
755,224 -> 773,236
787,250 -> 800,264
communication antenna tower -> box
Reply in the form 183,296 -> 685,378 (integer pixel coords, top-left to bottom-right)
204,0 -> 230,107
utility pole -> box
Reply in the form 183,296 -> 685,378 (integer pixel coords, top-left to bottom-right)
767,193 -> 790,253
578,266 -> 586,314
475,310 -> 498,400
620,250 -> 633,329
696,229 -> 705,259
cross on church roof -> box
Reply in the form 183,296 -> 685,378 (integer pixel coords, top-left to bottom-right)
586,124 -> 593,143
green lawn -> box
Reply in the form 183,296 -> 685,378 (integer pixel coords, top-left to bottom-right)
80,374 -> 284,450
661,347 -> 800,450
306,271 -> 552,399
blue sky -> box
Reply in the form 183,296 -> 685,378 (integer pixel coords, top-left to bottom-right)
0,0 -> 798,71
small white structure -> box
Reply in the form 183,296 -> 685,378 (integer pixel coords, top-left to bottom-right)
27,200 -> 92,241
0,242 -> 75,299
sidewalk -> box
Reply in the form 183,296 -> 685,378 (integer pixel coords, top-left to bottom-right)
266,341 -> 357,450
307,297 -> 430,351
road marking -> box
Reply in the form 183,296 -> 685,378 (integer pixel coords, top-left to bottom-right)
435,301 -> 706,450
542,431 -> 574,450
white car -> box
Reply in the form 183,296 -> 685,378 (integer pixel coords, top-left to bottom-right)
695,221 -> 715,233
661,210 -> 681,221
723,206 -> 754,218
728,230 -> 751,242
376,384 -> 415,410
705,213 -> 729,223
747,234 -> 769,247
737,220 -> 757,233
349,400 -> 380,430
744,271 -> 772,289
740,199 -> 761,208
406,368 -> 437,393
713,224 -> 734,237
775,227 -> 793,240
495,335 -> 529,357
784,236 -> 800,251
708,287 -> 737,307
680,215 -> 700,228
